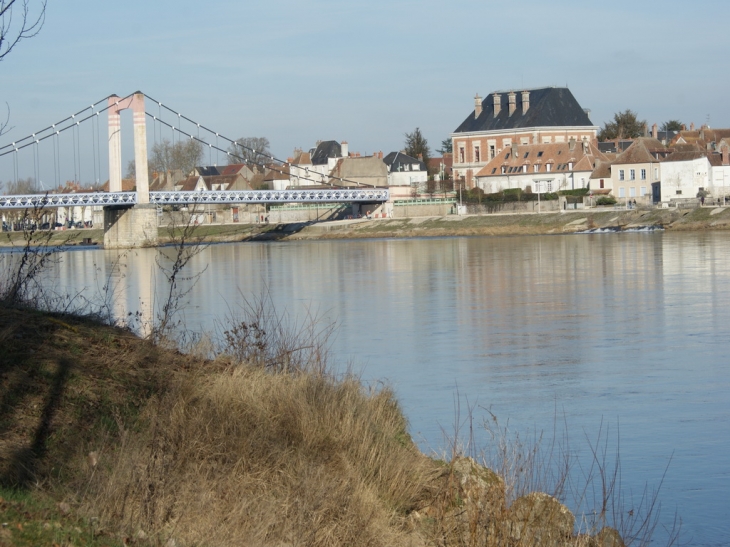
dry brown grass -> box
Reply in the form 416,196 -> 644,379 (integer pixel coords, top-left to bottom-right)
81,363 -> 439,546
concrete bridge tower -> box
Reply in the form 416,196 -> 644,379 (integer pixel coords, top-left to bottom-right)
104,92 -> 158,249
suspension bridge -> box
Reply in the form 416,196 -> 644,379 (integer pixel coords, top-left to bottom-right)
0,92 -> 389,248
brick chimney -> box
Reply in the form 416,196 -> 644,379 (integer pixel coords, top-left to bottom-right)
521,90 -> 530,113
474,94 -> 482,118
508,91 -> 517,116
722,145 -> 729,166
652,123 -> 658,139
569,136 -> 576,152
493,93 -> 502,116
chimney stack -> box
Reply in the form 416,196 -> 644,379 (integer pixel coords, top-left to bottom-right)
722,145 -> 729,166
341,141 -> 349,157
652,123 -> 658,139
493,93 -> 502,116
508,91 -> 517,116
690,122 -> 695,131
521,90 -> 530,113
474,94 -> 482,118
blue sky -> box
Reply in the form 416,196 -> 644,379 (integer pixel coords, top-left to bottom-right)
1,0 -> 728,182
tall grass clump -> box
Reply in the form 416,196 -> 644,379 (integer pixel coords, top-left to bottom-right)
77,299 -> 439,547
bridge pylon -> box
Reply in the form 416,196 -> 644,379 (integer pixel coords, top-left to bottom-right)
104,92 -> 158,249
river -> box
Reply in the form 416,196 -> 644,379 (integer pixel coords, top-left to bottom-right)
37,231 -> 730,546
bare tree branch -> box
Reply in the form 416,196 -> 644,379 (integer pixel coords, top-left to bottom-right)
0,0 -> 47,136
0,0 -> 47,62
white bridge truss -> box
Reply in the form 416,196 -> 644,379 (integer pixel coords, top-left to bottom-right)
0,188 -> 390,209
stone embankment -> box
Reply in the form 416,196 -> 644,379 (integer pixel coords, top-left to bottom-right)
288,205 -> 730,240
2,205 -> 728,248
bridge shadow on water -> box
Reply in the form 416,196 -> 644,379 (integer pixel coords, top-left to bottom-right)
245,221 -> 314,241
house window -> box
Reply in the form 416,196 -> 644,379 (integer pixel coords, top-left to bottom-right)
501,166 -> 506,174
533,165 -> 539,173
523,165 -> 527,173
489,145 -> 496,159
547,181 -> 553,192
654,168 -> 659,179
600,179 -> 605,189
474,146 -> 480,163
641,169 -> 646,180
459,147 -> 465,163
630,169 -> 635,180
619,187 -> 625,198
640,186 -> 646,196
676,190 -> 682,195
546,164 -> 552,172
629,187 -> 636,197
619,169 -> 625,181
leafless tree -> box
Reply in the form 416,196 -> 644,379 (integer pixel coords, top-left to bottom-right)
3,176 -> 40,194
127,138 -> 204,179
227,137 -> 271,165
1,0 -> 47,135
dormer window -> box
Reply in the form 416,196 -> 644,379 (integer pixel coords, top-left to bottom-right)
537,151 -> 544,157
523,152 -> 529,158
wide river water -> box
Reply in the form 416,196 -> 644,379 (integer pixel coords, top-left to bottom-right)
38,231 -> 730,546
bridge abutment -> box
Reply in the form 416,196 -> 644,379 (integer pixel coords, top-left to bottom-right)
103,205 -> 158,249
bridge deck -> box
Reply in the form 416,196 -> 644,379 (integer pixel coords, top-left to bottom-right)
0,188 -> 390,209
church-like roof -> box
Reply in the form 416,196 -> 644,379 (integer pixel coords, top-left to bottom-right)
454,87 -> 594,134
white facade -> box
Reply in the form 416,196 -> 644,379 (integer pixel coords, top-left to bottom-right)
660,157 -> 710,202
387,168 -> 428,187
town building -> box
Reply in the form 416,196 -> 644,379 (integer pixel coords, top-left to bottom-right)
609,138 -> 669,204
474,138 -> 605,195
383,151 -> 428,187
451,87 -> 598,188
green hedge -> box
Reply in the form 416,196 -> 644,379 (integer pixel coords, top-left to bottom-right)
463,188 -> 558,204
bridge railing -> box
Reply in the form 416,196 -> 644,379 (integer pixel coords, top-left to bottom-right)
0,188 -> 390,209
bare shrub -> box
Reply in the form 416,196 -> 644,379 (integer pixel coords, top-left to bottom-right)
218,289 -> 337,374
150,206 -> 209,344
0,203 -> 78,308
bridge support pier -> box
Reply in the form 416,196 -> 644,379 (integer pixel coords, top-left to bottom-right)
103,205 -> 158,249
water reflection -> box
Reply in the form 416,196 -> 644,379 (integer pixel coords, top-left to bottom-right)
36,232 -> 730,546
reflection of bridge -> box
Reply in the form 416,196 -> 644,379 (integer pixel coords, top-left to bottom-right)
1,92 -> 389,248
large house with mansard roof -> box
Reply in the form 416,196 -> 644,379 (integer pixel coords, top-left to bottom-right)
451,87 -> 598,188
474,138 -> 607,195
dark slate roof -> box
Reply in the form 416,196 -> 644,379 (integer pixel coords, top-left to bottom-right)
196,166 -> 221,176
310,140 -> 342,165
454,87 -> 594,133
382,151 -> 427,172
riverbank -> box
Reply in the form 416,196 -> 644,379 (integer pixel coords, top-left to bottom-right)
0,304 -> 639,547
2,205 -> 728,248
